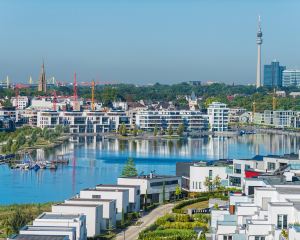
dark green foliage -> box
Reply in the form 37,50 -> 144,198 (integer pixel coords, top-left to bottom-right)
121,158 -> 138,177
139,229 -> 197,240
177,124 -> 185,136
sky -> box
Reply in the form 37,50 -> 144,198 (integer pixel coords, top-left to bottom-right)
0,0 -> 300,85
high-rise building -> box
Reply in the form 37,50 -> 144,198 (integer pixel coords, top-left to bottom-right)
38,62 -> 47,92
263,60 -> 286,87
282,69 -> 300,87
256,16 -> 263,88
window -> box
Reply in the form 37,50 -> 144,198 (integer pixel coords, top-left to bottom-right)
209,170 -> 213,180
277,214 -> 288,229
223,236 -> 232,240
267,162 -> 276,171
254,237 -> 265,240
92,195 -> 101,199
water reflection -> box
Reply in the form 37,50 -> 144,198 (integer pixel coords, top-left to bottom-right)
1,134 -> 300,204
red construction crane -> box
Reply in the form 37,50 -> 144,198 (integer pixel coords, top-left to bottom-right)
73,72 -> 78,102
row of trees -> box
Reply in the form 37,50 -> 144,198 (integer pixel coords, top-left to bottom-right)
1,125 -> 69,154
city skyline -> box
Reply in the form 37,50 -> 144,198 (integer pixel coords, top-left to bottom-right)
1,0 -> 300,85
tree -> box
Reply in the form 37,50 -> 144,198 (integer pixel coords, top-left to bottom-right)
175,185 -> 182,200
162,181 -> 166,203
177,123 -> 185,136
154,126 -> 158,136
168,125 -> 173,136
213,175 -> 222,190
121,158 -> 138,177
4,209 -> 28,234
204,177 -> 213,192
119,123 -> 127,136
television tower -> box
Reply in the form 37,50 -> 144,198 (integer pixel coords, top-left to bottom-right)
256,16 -> 263,88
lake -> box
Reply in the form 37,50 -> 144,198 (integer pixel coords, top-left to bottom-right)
0,134 -> 299,204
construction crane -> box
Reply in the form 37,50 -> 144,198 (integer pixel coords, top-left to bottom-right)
272,88 -> 277,111
252,101 -> 256,115
29,76 -> 33,85
91,80 -> 95,111
53,90 -> 57,111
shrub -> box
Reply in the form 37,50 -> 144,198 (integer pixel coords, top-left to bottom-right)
139,229 -> 197,240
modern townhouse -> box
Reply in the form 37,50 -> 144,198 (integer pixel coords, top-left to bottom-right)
18,226 -> 76,240
96,184 -> 140,212
64,198 -> 116,230
52,203 -> 102,238
32,212 -> 87,240
176,160 -> 232,192
117,174 -> 181,205
79,188 -> 129,221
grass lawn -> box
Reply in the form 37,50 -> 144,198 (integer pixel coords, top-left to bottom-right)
182,200 -> 209,211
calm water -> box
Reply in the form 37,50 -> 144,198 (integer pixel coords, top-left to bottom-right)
0,134 -> 299,204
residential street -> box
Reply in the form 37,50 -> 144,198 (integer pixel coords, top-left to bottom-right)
115,203 -> 175,240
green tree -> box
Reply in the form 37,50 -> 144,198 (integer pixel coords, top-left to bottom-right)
213,175 -> 221,190
121,158 -> 138,177
204,177 -> 213,192
168,125 -> 173,136
4,209 -> 28,234
175,185 -> 182,200
177,123 -> 185,136
119,123 -> 127,136
154,126 -> 158,136
162,181 -> 166,203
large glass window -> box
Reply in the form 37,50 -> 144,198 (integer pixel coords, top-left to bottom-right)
267,162 -> 276,171
277,214 -> 288,229
254,237 -> 265,240
223,236 -> 232,240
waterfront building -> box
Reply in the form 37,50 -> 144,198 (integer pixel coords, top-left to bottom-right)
0,116 -> 15,132
117,174 -> 181,205
228,107 -> 246,123
211,185 -> 300,240
79,188 -> 129,221
207,102 -> 229,132
176,161 -> 231,192
10,96 -> 29,109
135,110 -> 209,132
32,212 -> 87,240
263,60 -> 286,87
19,226 -> 76,240
282,69 -> 300,87
52,203 -> 102,237
96,184 -> 140,212
64,198 -> 116,230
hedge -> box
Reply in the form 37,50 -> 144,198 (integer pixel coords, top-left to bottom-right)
138,229 -> 197,240
172,196 -> 209,213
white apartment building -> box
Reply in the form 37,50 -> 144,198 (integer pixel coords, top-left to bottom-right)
117,174 -> 181,205
207,102 -> 229,132
180,161 -> 230,192
282,69 -> 300,87
211,182 -> 300,239
18,226 -> 76,240
96,184 -> 140,212
52,203 -> 102,237
135,110 -> 208,132
79,188 -> 129,221
32,212 -> 87,240
64,198 -> 116,230
10,96 -> 29,109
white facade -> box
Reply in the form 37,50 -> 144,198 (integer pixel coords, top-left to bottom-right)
282,69 -> 300,87
207,102 -> 229,132
212,185 -> 300,240
19,226 -> 76,240
96,184 -> 140,212
64,198 -> 116,230
32,212 -> 87,240
52,203 -> 102,237
79,188 -> 129,220
11,96 -> 29,110
187,164 -> 229,192
135,110 -> 208,132
117,175 -> 181,204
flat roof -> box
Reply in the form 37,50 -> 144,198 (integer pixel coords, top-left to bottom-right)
118,175 -> 179,180
67,198 -> 114,203
53,203 -> 100,207
82,188 -> 127,192
39,213 -> 81,220
10,235 -> 67,240
276,187 -> 300,194
22,226 -> 74,231
96,184 -> 139,188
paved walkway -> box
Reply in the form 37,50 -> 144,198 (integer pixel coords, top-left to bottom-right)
115,203 -> 174,240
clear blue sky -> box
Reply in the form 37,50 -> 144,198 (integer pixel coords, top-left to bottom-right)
0,0 -> 300,85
